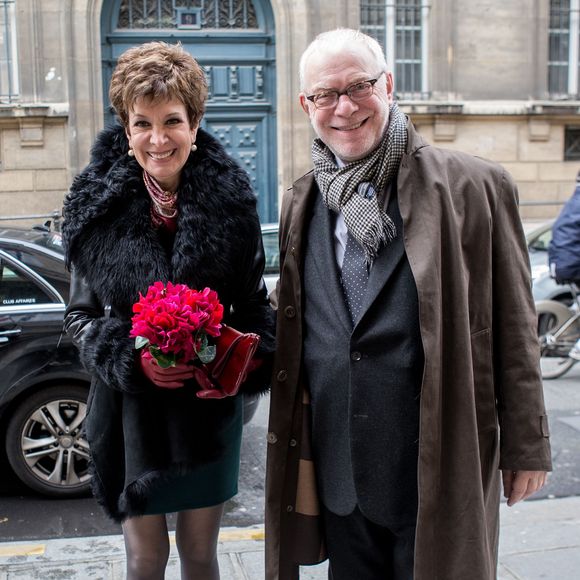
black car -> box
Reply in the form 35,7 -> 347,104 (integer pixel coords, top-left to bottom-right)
0,224 -> 260,498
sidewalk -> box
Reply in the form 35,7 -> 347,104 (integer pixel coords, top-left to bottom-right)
0,496 -> 578,579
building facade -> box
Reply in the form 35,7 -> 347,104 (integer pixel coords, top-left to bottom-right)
0,0 -> 579,222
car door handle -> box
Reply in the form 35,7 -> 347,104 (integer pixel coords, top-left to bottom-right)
0,328 -> 22,343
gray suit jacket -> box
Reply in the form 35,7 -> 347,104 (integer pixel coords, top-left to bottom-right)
303,185 -> 424,527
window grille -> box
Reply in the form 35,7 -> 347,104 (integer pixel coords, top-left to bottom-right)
0,0 -> 18,102
549,0 -> 580,97
361,0 -> 386,45
117,0 -> 258,30
360,0 -> 428,99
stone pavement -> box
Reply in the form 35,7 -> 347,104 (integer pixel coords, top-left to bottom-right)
0,495 -> 578,579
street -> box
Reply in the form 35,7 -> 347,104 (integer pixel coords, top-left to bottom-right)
0,367 -> 578,542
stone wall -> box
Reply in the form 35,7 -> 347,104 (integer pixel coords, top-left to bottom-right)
0,114 -> 69,222
0,0 -> 576,224
413,109 -> 578,220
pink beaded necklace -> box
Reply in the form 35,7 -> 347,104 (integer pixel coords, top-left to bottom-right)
143,171 -> 178,231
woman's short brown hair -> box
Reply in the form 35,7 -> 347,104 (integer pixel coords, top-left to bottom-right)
109,41 -> 208,127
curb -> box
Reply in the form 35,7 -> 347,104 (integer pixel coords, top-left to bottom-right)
0,524 -> 265,558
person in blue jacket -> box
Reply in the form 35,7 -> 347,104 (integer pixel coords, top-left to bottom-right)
549,170 -> 580,359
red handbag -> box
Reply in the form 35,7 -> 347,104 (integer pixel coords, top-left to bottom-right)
202,325 -> 260,396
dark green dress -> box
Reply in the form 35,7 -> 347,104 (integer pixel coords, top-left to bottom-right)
142,222 -> 244,514
143,394 -> 243,514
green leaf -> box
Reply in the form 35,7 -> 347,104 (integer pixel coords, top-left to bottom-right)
154,353 -> 176,369
149,347 -> 176,369
135,336 -> 150,350
197,345 -> 216,364
194,333 -> 215,363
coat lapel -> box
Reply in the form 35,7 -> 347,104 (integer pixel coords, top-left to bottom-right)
357,186 -> 405,326
287,172 -> 317,272
308,193 -> 353,333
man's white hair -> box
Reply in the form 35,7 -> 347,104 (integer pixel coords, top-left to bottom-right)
299,28 -> 388,91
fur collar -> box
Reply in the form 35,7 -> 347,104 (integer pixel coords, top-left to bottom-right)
62,124 -> 259,313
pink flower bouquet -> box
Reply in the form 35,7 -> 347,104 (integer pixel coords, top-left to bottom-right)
130,281 -> 224,368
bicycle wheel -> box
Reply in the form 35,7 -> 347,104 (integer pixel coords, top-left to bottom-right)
537,307 -> 578,380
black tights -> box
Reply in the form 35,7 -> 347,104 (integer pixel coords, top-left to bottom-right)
122,503 -> 224,580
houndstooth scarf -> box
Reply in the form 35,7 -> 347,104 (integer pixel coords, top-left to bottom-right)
312,101 -> 408,264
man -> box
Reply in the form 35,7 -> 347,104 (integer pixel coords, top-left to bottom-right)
265,28 -> 551,580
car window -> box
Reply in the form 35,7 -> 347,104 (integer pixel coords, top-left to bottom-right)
262,230 -> 279,275
529,228 -> 552,251
0,259 -> 59,307
3,247 -> 69,298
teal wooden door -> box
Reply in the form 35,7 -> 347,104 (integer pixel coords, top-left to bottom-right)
100,0 -> 277,222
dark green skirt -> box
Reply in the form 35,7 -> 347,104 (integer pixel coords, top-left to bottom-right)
142,396 -> 243,514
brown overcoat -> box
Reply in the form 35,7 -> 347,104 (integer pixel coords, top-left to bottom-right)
265,121 -> 552,580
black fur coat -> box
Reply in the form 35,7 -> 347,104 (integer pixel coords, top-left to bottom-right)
62,124 -> 275,521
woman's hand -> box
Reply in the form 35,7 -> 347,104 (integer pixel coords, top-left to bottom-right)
140,350 -> 195,389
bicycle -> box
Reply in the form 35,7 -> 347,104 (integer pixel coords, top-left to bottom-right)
536,282 -> 580,379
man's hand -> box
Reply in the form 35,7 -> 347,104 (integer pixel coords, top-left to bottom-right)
140,350 -> 195,389
502,470 -> 548,506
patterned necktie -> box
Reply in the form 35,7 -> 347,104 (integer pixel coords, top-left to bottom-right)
341,232 -> 369,324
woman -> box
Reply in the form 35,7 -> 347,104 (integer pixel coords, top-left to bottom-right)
62,42 -> 275,580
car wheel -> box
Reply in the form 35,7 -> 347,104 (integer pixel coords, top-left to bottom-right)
5,384 -> 91,497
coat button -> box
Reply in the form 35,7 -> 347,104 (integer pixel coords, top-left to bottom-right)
267,432 -> 278,444
277,369 -> 288,382
351,351 -> 362,361
284,305 -> 296,318
289,438 -> 297,447
286,505 -> 294,512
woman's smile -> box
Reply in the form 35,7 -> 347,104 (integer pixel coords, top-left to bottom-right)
148,150 -> 176,160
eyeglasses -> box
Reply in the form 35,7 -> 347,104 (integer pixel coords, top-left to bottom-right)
305,72 -> 385,110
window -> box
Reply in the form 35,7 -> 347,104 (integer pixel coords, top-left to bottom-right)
117,0 -> 258,30
0,261 -> 57,307
549,0 -> 580,97
564,126 -> 580,160
360,0 -> 429,99
2,246 -> 69,298
0,0 -> 18,102
260,228 -> 279,276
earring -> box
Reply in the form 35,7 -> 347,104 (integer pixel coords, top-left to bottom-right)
128,148 -> 135,157
191,142 -> 197,152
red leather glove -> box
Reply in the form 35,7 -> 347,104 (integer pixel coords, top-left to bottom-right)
195,357 -> 264,399
140,350 -> 195,389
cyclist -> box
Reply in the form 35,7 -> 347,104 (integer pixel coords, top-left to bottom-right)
548,170 -> 580,360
